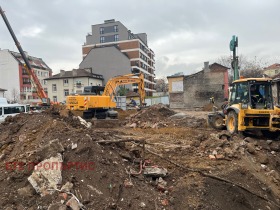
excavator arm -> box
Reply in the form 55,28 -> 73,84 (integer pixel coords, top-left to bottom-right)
103,73 -> 145,105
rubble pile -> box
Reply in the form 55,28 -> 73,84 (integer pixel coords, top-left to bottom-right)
0,106 -> 280,209
0,111 -> 167,209
126,104 -> 206,129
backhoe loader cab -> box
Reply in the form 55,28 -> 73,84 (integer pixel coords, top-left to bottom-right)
225,78 -> 280,135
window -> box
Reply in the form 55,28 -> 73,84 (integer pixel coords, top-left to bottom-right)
45,72 -> 49,77
52,84 -> 57,92
53,96 -> 57,102
100,27 -> 104,34
44,80 -> 47,85
229,82 -> 248,104
64,89 -> 69,96
4,106 -> 25,114
100,36 -> 105,43
37,71 -> 40,76
63,79 -> 68,86
114,34 -> 119,42
114,25 -> 118,32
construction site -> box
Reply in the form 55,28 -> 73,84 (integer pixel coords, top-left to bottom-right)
0,105 -> 279,209
1,2 -> 280,210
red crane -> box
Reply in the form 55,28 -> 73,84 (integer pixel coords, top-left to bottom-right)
0,6 -> 50,106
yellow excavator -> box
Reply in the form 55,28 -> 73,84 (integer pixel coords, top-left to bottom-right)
208,36 -> 280,138
66,73 -> 145,119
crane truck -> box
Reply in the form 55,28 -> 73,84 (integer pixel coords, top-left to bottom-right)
208,36 -> 280,137
66,73 -> 145,119
0,6 -> 50,107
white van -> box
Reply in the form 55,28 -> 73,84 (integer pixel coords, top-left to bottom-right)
0,104 -> 30,123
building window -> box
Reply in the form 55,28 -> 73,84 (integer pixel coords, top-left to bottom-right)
100,27 -> 104,34
64,89 -> 69,96
53,96 -> 57,102
52,84 -> 57,92
63,79 -> 68,86
114,25 -> 118,32
114,34 -> 119,42
100,36 -> 105,43
44,80 -> 47,85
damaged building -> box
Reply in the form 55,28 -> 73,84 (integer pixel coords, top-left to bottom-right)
167,62 -> 229,109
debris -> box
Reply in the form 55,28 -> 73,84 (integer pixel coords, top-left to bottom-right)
61,182 -> 74,192
71,143 -> 78,150
28,154 -> 63,196
143,167 -> 168,177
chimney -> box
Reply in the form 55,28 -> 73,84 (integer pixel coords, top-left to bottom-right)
73,69 -> 78,76
60,70 -> 65,76
204,61 -> 210,72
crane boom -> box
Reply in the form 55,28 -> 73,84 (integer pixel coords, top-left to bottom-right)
0,6 -> 50,105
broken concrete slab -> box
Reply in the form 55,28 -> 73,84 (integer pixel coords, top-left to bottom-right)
143,167 -> 168,177
28,153 -> 63,196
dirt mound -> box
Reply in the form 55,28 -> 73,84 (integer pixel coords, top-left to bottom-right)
125,104 -> 206,129
0,111 -> 165,209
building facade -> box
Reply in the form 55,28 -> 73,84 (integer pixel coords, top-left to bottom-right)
263,63 -> 280,77
81,19 -> 156,96
45,68 -> 103,103
167,62 -> 229,109
0,49 -> 52,103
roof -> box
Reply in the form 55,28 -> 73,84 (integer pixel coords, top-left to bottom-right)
0,88 -> 7,91
264,63 -> 280,70
45,68 -> 104,80
10,51 -> 52,72
233,78 -> 272,83
209,62 -> 229,72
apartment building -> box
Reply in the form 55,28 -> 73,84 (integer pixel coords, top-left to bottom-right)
81,19 -> 156,96
0,49 -> 52,103
45,68 -> 103,103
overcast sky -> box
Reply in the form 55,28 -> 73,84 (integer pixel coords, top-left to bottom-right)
1,0 -> 280,78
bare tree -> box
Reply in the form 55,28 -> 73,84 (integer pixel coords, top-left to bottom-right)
155,77 -> 168,93
217,55 -> 268,82
10,88 -> 20,103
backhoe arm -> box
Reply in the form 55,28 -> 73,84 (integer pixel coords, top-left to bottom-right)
103,73 -> 145,105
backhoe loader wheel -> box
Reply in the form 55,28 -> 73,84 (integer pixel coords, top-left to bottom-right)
226,111 -> 238,134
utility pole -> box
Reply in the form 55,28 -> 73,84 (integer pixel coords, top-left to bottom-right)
230,35 -> 239,81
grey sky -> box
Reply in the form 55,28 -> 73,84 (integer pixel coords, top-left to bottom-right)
1,0 -> 280,78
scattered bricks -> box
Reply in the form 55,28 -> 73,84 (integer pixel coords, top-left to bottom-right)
124,179 -> 133,188
215,154 -> 225,160
59,192 -> 68,200
161,199 -> 169,206
246,143 -> 256,154
208,155 -> 216,160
